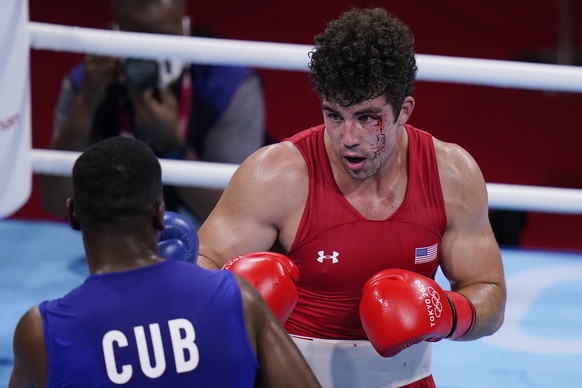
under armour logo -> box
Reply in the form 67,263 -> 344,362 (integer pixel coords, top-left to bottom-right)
317,250 -> 339,263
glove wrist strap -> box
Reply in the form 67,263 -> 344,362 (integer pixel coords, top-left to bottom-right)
445,291 -> 476,340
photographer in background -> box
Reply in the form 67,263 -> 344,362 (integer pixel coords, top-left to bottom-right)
40,0 -> 266,227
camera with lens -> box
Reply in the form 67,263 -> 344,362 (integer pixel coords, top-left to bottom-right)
122,58 -> 160,91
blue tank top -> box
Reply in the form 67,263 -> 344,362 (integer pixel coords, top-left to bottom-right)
39,260 -> 258,387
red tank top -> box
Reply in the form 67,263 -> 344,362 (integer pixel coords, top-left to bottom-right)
283,124 -> 447,339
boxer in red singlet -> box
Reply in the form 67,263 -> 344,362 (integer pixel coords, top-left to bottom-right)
197,8 -> 506,388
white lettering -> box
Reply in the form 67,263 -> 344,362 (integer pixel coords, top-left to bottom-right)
102,319 -> 200,383
168,318 -> 199,373
102,330 -> 132,384
135,324 -> 166,378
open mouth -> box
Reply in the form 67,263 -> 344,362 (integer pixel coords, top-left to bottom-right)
344,156 -> 366,169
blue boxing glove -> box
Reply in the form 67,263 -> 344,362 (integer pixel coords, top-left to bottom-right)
158,211 -> 199,263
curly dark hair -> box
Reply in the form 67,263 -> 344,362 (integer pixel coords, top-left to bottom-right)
309,8 -> 417,115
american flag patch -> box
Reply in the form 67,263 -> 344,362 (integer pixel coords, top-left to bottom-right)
415,243 -> 438,264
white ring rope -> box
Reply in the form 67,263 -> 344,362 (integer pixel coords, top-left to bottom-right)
32,149 -> 237,190
28,22 -> 582,215
31,149 -> 582,215
30,22 -> 582,92
30,22 -> 311,72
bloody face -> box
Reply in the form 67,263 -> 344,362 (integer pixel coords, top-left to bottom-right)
323,95 -> 401,180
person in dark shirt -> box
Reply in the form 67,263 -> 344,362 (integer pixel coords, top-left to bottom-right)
41,0 -> 266,226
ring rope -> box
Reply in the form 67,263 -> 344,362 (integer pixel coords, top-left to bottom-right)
28,22 -> 582,216
31,149 -> 237,190
30,22 -> 582,92
31,149 -> 582,215
30,22 -> 310,72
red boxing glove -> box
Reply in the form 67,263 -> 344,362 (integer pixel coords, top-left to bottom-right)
223,252 -> 300,323
359,268 -> 476,357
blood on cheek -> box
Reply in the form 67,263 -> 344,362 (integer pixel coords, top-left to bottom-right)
370,118 -> 387,160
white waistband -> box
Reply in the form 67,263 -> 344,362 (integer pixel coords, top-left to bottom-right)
291,336 -> 432,388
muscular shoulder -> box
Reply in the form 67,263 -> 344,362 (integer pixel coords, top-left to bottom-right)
11,306 -> 47,386
14,306 -> 44,349
433,138 -> 482,183
220,141 -> 308,223
235,141 -> 307,192
432,138 -> 489,220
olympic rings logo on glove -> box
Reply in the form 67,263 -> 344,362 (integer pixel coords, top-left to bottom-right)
415,279 -> 444,326
426,286 -> 444,318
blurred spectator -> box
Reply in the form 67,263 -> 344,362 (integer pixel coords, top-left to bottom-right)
40,0 -> 266,227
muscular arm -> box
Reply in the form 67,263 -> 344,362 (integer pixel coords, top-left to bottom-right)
9,307 -> 47,388
435,140 -> 506,340
197,142 -> 307,269
235,275 -> 320,387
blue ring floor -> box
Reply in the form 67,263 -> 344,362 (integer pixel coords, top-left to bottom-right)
1,219 -> 581,387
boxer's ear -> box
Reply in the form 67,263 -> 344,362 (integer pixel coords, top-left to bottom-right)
66,198 -> 81,230
154,201 -> 165,232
